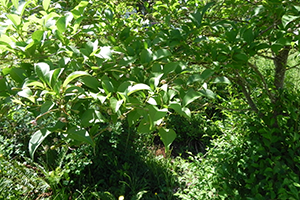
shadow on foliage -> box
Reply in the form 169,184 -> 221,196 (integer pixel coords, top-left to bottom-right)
67,124 -> 181,200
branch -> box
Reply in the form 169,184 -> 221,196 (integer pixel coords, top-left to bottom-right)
248,62 -> 275,103
230,72 -> 259,114
287,62 -> 300,70
257,53 -> 274,60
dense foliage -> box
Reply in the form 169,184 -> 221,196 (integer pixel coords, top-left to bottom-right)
1,0 -> 300,199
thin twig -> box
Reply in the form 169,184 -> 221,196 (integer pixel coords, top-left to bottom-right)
287,62 -> 300,70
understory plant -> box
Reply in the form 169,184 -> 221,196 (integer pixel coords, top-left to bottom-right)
1,0 -> 300,199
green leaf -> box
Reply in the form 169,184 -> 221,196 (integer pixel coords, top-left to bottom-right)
29,129 -> 51,159
127,110 -> 141,126
147,97 -> 157,105
25,80 -> 45,89
187,69 -> 214,85
18,88 -> 35,103
282,15 -> 300,28
189,10 -> 202,27
104,9 -> 113,21
233,53 -> 248,62
169,102 -> 183,114
243,28 -> 255,44
80,76 -> 100,91
11,0 -> 19,10
34,62 -> 50,85
128,84 -> 151,96
40,101 -> 54,113
42,0 -> 51,10
148,105 -> 168,125
137,118 -> 152,133
182,88 -> 202,107
6,14 -> 21,26
158,128 -> 176,153
200,88 -> 216,99
67,127 -> 95,147
102,79 -> 115,93
55,16 -> 64,31
149,73 -> 163,89
163,62 -> 179,74
182,107 -> 191,118
50,68 -> 64,89
117,81 -> 132,95
189,2 -> 214,27
10,67 -> 27,84
213,76 -> 231,84
140,49 -> 152,64
81,109 -> 105,127
62,71 -> 90,89
32,30 -> 44,41
153,49 -> 171,60
110,97 -> 123,113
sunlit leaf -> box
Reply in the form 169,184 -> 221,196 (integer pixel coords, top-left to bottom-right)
18,88 -> 35,103
34,62 -> 50,85
128,84 -> 151,96
213,76 -> 231,84
42,0 -> 51,11
6,14 -> 21,27
282,15 -> 300,28
110,97 -> 123,113
29,129 -> 51,159
62,71 -> 90,89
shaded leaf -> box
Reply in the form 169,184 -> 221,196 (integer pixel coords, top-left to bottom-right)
81,76 -> 100,91
187,69 -> 214,85
200,88 -> 216,99
50,68 -> 64,89
41,101 -> 55,114
10,67 -> 27,84
140,49 -> 152,64
67,127 -> 94,146
163,62 -> 179,74
81,109 -> 106,127
158,128 -> 176,153
153,49 -> 171,60
182,88 -> 202,107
